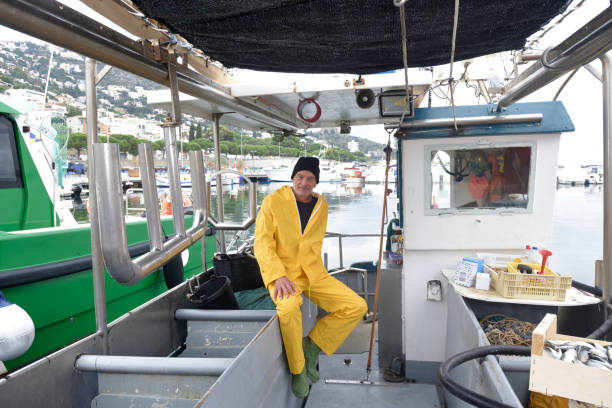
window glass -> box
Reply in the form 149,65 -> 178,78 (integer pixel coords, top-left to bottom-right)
0,116 -> 21,187
429,146 -> 532,211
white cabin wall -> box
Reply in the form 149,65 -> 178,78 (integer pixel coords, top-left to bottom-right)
400,132 -> 561,367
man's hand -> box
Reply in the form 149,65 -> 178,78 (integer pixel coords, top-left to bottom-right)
273,276 -> 295,300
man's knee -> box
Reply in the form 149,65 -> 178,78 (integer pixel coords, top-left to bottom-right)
353,296 -> 368,318
275,293 -> 302,318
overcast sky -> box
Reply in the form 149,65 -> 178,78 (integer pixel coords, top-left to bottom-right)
0,0 -> 609,164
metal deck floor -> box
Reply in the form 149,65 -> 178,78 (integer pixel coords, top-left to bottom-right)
305,322 -> 443,408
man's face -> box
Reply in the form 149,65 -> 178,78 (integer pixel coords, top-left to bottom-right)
292,170 -> 317,201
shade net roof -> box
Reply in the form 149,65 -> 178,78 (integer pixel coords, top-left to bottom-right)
131,0 -> 571,74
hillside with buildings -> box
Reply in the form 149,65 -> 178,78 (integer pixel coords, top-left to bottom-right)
0,40 -> 384,161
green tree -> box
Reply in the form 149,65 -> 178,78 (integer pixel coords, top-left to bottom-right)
196,123 -> 203,139
220,141 -> 239,155
192,138 -> 214,151
152,140 -> 165,158
68,132 -> 87,159
188,123 -> 196,141
244,144 -> 269,157
67,105 -> 81,117
307,143 -> 323,155
111,134 -> 141,156
280,147 -> 300,157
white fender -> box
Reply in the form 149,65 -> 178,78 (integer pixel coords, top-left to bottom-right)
0,292 -> 35,361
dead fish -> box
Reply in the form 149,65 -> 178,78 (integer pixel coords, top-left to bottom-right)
593,342 -> 608,354
546,340 -> 572,347
567,341 -> 594,349
562,348 -> 577,363
588,347 -> 608,360
586,359 -> 612,371
578,349 -> 590,364
590,356 -> 612,370
546,340 -> 594,351
545,347 -> 562,360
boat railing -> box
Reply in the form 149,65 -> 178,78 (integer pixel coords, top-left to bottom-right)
324,231 -> 386,304
94,140 -> 209,286
207,169 -> 257,231
124,188 -> 144,217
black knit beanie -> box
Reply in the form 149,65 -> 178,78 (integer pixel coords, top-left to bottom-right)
291,157 -> 320,183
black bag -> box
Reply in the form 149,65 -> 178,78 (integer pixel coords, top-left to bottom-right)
213,252 -> 264,292
186,275 -> 239,309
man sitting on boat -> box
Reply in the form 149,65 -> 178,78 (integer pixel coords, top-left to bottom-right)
254,157 -> 367,398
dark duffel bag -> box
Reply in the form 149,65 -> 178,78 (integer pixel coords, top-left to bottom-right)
213,252 -> 264,292
187,275 -> 239,309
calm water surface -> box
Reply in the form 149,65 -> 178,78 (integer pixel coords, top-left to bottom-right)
67,182 -> 602,285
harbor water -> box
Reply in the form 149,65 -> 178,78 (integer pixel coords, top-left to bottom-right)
65,182 -> 602,286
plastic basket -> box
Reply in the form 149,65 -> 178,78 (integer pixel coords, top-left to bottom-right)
476,252 -> 523,267
486,262 -> 571,301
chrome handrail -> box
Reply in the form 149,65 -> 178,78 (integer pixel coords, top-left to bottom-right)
323,232 -> 388,304
124,188 -> 144,216
94,141 -> 208,286
324,232 -> 387,269
207,169 -> 257,231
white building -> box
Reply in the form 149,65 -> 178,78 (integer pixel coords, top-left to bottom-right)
5,88 -> 45,104
348,140 -> 359,153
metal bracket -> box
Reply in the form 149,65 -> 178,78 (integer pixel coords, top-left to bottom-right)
95,64 -> 112,86
167,53 -> 182,124
353,75 -> 365,87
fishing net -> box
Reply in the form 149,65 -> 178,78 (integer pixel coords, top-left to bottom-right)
479,314 -> 536,346
131,0 -> 571,74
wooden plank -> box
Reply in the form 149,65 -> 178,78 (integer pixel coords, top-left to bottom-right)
530,355 -> 612,407
80,0 -> 230,84
531,313 -> 557,356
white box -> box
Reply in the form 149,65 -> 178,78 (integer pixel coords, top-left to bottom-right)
475,273 -> 490,290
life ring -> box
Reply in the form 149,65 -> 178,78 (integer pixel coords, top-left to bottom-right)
297,98 -> 322,123
163,254 -> 184,289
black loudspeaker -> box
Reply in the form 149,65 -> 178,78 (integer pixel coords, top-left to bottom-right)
356,89 -> 375,109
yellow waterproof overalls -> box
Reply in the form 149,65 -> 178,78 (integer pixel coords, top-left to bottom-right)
254,185 -> 367,374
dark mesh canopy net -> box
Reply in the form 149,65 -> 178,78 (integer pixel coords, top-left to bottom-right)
131,0 -> 571,74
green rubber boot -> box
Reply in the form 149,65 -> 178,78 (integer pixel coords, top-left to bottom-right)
303,336 -> 321,382
291,369 -> 309,398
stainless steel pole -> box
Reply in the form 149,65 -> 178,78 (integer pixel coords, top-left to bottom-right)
139,143 -> 163,251
496,8 -> 612,111
212,114 -> 226,252
602,53 -> 611,319
163,126 -> 186,237
85,58 -> 108,353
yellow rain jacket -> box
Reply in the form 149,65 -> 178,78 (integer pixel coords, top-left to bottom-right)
254,185 -> 328,288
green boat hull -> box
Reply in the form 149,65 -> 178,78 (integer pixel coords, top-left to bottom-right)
0,223 -> 215,371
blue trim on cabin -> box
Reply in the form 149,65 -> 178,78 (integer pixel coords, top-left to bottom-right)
398,101 -> 574,139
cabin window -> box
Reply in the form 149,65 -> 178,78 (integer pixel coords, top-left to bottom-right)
426,144 -> 533,214
0,116 -> 23,188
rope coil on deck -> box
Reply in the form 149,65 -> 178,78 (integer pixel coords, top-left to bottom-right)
479,314 -> 536,346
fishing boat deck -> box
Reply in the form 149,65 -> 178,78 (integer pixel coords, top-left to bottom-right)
306,321 -> 442,408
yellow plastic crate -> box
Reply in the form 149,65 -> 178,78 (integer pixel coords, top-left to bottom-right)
486,262 -> 572,301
